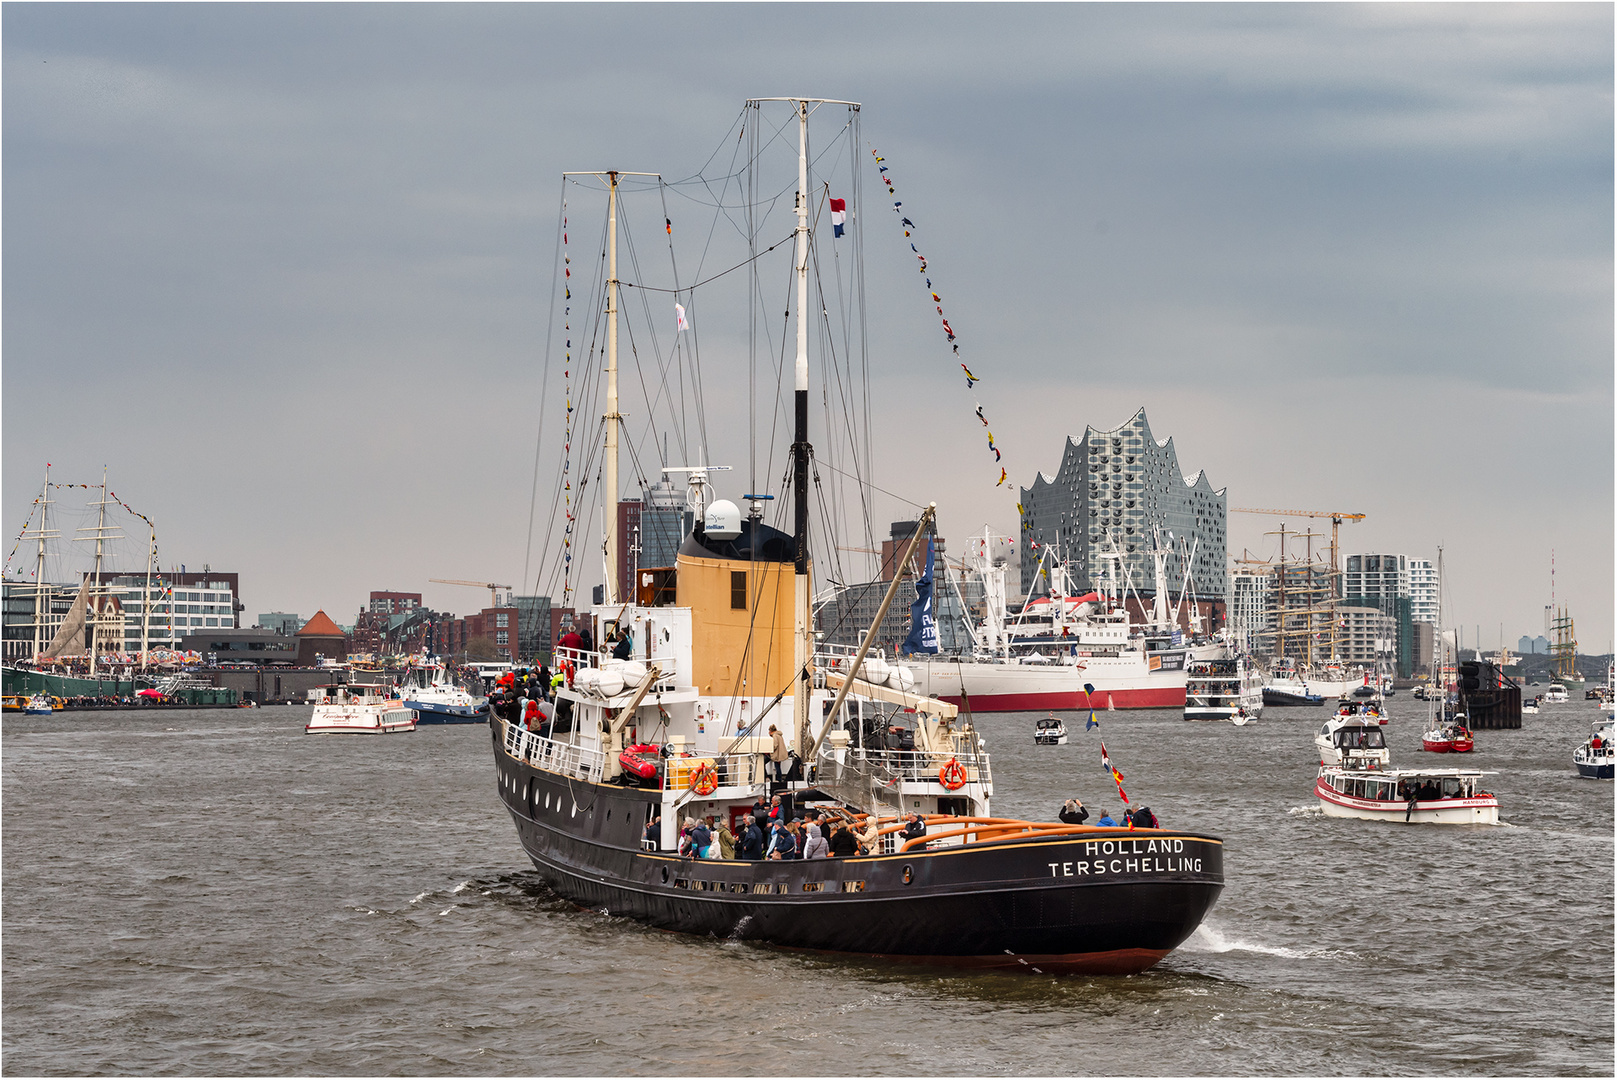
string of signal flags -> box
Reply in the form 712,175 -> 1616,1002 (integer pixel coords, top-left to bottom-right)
2,477 -> 173,599
870,148 -> 1028,519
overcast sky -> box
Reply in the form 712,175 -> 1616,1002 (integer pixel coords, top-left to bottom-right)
4,4 -> 1611,651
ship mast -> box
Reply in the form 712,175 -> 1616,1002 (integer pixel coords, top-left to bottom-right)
75,469 -> 122,676
604,170 -> 621,605
747,97 -> 859,751
26,467 -> 59,660
563,169 -> 659,607
790,99 -> 812,751
140,521 -> 156,671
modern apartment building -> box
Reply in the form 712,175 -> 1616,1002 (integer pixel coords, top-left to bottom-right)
1229,570 -> 1274,654
1407,559 -> 1438,626
1339,604 -> 1398,666
1342,553 -> 1412,676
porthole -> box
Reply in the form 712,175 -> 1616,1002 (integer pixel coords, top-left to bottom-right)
902,865 -> 914,885
661,865 -> 670,883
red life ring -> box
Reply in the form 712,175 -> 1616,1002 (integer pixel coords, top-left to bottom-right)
690,764 -> 719,797
939,757 -> 967,791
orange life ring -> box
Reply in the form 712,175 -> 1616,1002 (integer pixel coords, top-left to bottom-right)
690,764 -> 719,797
939,757 -> 967,791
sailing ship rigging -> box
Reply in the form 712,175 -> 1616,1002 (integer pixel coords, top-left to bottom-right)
3,466 -> 169,674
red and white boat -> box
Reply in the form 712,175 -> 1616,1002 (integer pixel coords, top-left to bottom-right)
1315,766 -> 1498,824
305,682 -> 416,734
908,648 -> 1196,712
1420,720 -> 1474,753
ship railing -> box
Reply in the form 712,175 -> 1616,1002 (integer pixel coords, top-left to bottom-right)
502,720 -> 607,782
553,646 -> 680,691
849,746 -> 992,787
660,750 -> 768,792
814,744 -> 992,805
812,643 -> 891,681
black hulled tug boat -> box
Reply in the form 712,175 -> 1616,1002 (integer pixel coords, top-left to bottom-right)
488,98 -> 1224,975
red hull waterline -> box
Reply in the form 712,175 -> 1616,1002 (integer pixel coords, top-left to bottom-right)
1421,740 -> 1474,754
940,687 -> 1186,712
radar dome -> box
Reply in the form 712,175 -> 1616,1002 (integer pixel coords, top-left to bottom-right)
703,499 -> 742,541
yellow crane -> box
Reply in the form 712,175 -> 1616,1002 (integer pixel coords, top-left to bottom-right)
429,578 -> 513,608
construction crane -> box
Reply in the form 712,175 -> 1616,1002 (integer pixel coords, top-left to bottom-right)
429,579 -> 513,608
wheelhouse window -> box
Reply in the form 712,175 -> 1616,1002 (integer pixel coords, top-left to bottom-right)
731,571 -> 747,610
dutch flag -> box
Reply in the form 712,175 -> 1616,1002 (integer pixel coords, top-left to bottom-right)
830,198 -> 847,237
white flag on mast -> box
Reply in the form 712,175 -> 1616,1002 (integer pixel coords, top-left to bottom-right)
675,303 -> 688,332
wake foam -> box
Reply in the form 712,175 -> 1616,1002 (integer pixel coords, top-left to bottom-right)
1182,923 -> 1359,960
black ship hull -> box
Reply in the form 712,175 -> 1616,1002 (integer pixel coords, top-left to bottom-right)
490,723 -> 1223,975
1263,688 -> 1324,706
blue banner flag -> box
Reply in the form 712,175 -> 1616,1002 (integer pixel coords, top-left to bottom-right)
903,538 -> 939,654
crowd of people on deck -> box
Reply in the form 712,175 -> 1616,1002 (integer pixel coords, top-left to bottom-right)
486,663 -> 568,735
640,792 -> 1165,862
643,795 -> 908,860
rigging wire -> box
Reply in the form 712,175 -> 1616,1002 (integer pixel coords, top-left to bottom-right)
522,181 -> 569,597
525,101 -> 890,618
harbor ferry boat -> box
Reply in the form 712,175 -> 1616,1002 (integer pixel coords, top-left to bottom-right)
1261,658 -> 1325,706
305,682 -> 416,734
1183,655 -> 1263,722
399,661 -> 488,723
487,99 -> 1224,975
1315,767 -> 1499,824
1574,720 -> 1613,779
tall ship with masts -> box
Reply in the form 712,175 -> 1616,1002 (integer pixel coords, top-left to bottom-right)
486,98 -> 1223,973
2,467 -> 176,696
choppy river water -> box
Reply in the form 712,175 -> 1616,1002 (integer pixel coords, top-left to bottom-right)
3,700 -> 1612,1075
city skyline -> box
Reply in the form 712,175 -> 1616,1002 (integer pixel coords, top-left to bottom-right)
4,5 -> 1611,650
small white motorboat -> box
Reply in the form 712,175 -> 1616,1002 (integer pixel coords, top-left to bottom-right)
1574,720 -> 1614,779
1315,712 -> 1390,768
1033,716 -> 1068,745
